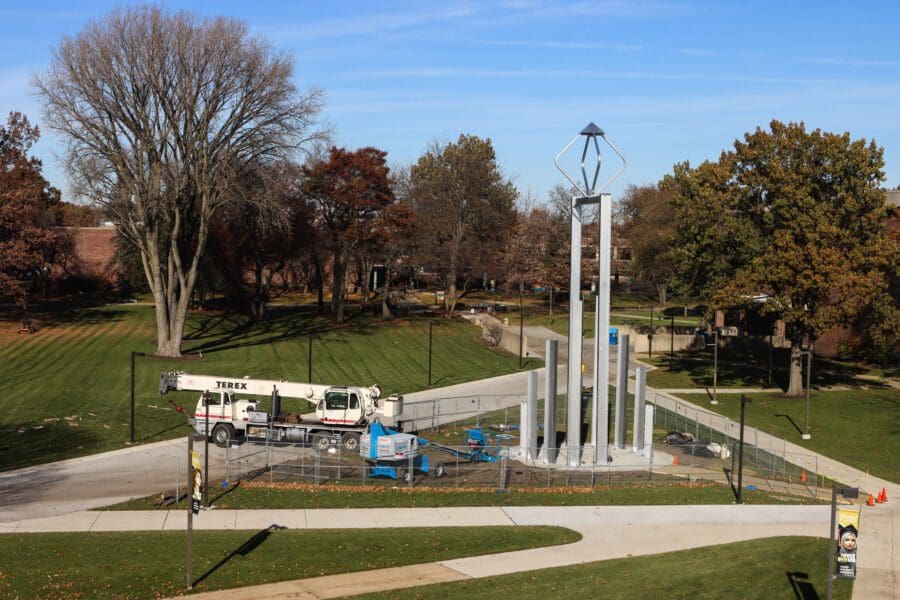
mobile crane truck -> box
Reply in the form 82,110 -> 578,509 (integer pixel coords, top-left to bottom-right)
158,371 -> 403,451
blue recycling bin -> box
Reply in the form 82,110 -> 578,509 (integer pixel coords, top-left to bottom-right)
609,327 -> 619,346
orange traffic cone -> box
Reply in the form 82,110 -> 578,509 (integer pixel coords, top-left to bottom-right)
878,487 -> 887,503
800,470 -> 807,483
673,454 -> 680,466
867,494 -> 875,506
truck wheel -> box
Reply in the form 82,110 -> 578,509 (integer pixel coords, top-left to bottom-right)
341,433 -> 360,453
313,434 -> 330,452
213,424 -> 234,448
434,463 -> 446,478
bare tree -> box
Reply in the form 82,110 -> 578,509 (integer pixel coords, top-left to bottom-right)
34,6 -> 325,355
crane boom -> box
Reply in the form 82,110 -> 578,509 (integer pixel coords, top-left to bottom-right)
159,371 -> 373,403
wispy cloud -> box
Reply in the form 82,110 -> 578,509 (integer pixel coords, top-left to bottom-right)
477,39 -> 644,51
802,57 -> 900,67
349,67 -> 844,86
679,48 -> 717,57
263,5 -> 482,41
508,1 -> 689,19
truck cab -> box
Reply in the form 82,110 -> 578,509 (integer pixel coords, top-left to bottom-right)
191,391 -> 259,445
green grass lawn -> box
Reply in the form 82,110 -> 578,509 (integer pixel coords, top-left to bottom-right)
0,304 -> 528,471
0,526 -> 578,599
359,536 -> 852,600
645,347 -> 895,391
677,389 -> 899,482
106,479 -> 810,510
524,310 -> 698,337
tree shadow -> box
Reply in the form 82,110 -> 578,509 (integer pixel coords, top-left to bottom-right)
182,305 -> 377,356
0,421 -> 104,473
786,571 -> 819,600
193,524 -> 287,587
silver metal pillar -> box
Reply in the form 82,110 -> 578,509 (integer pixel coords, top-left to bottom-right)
615,334 -> 630,449
544,339 -> 558,463
566,203 -> 584,466
554,122 -> 626,468
633,366 -> 646,453
591,193 -> 612,460
526,370 -> 538,460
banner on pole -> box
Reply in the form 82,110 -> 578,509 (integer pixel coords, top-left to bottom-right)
191,451 -> 202,515
836,507 -> 859,579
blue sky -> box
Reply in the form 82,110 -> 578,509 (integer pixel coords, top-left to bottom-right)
2,0 -> 899,203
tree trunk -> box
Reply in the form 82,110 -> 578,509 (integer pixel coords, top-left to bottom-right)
332,251 -> 347,322
447,279 -> 458,318
381,266 -> 393,320
656,284 -> 667,305
313,254 -> 325,315
786,337 -> 804,396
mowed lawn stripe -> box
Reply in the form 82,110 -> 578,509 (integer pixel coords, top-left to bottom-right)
0,306 -> 524,470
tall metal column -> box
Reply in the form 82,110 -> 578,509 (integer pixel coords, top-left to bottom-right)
633,366 -> 647,453
565,203 -> 584,466
591,193 -> 612,459
555,123 -> 626,468
615,334 -> 630,449
544,339 -> 558,463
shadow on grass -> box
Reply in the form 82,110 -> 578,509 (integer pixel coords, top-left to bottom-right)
786,571 -> 819,600
775,413 -> 803,436
181,305 -> 383,356
0,422 -> 104,473
723,467 -> 738,502
193,524 -> 287,587
662,347 -> 892,391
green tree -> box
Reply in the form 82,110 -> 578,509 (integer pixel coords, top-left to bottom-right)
408,135 -> 517,317
618,184 -> 679,305
667,120 -> 894,395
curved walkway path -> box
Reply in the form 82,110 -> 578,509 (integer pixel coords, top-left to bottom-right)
2,505 -> 829,600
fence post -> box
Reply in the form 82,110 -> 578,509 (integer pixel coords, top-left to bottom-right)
408,452 -> 414,489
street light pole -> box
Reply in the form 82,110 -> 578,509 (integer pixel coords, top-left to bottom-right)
428,320 -> 434,386
519,283 -> 525,369
826,485 -> 859,600
669,315 -> 675,370
204,405 -> 209,508
736,395 -> 751,504
802,350 -> 812,440
307,333 -> 313,382
712,330 -> 719,405
130,351 -> 146,443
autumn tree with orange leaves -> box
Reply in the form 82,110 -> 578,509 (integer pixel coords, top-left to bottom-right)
0,112 -> 69,310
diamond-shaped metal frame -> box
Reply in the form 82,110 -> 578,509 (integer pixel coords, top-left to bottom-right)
555,122 -> 626,199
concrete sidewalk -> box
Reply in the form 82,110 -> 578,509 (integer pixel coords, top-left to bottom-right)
0,505 -> 830,600
183,505 -> 829,599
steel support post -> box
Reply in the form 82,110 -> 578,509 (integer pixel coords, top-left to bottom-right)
544,339 -> 558,463
566,202 -> 584,466
633,366 -> 646,452
614,334 -> 630,449
591,193 -> 612,461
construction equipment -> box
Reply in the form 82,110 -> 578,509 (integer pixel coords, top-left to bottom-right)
360,422 -> 435,481
419,428 -> 504,464
359,425 -> 507,481
159,371 -> 402,449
